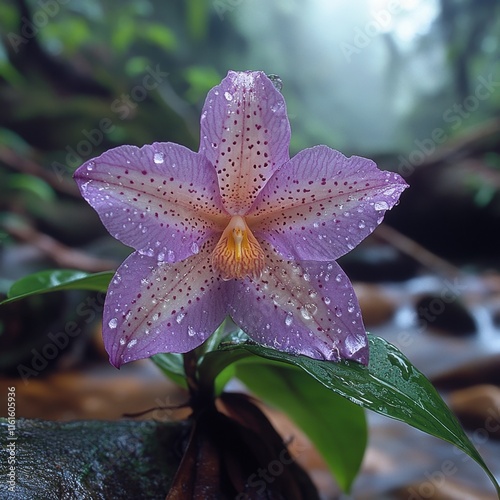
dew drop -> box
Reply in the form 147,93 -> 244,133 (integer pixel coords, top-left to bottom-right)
324,297 -> 331,305
335,273 -> 342,282
188,326 -> 197,337
158,252 -> 165,262
119,337 -> 126,345
86,161 -> 95,171
176,312 -> 185,324
300,307 -> 312,320
153,152 -> 164,164
347,300 -> 356,313
152,313 -> 160,321
374,201 -> 389,211
108,318 -> 118,329
190,242 -> 199,254
127,339 -> 138,349
358,220 -> 366,229
167,250 -> 176,262
285,313 -> 293,326
224,91 -> 233,101
335,307 -> 343,317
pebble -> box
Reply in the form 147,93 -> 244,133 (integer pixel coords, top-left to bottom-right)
353,283 -> 398,327
448,384 -> 500,439
432,355 -> 500,390
415,294 -> 476,336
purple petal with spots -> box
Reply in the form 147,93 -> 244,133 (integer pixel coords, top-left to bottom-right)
74,142 -> 226,263
199,71 -> 291,215
103,237 -> 229,367
249,145 -> 408,261
227,242 -> 369,364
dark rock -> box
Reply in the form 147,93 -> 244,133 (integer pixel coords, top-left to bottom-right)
432,355 -> 500,390
0,418 -> 185,499
415,294 -> 476,336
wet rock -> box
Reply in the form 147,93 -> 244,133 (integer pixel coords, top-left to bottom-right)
415,294 -> 476,336
0,418 -> 184,499
354,283 -> 398,327
448,385 -> 500,439
432,355 -> 500,390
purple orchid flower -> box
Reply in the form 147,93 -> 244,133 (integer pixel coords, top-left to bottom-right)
74,71 -> 408,368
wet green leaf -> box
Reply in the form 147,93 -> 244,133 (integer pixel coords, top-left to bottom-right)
150,353 -> 187,388
0,269 -> 113,305
215,333 -> 500,495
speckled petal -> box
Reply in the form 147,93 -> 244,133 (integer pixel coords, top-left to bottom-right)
228,242 -> 369,364
199,71 -> 291,214
249,145 -> 408,261
103,236 -> 229,367
74,143 -> 227,263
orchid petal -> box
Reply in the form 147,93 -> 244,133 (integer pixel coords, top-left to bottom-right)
74,143 -> 226,263
249,146 -> 408,261
199,71 -> 291,214
103,237 -> 229,367
228,242 -> 368,364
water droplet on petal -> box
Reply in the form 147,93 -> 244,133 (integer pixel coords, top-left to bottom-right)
167,250 -> 176,262
374,201 -> 389,211
324,297 -> 331,305
153,152 -> 164,164
188,326 -> 196,337
300,306 -> 312,320
119,337 -> 126,345
335,274 -> 342,282
190,242 -> 199,254
158,252 -> 165,262
335,307 -> 343,317
108,318 -> 118,329
358,220 -> 366,229
347,300 -> 356,313
224,91 -> 233,101
285,313 -> 293,326
87,161 -> 95,171
127,339 -> 138,349
176,312 -> 185,324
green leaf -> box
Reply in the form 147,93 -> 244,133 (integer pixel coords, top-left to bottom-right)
217,334 -> 500,495
235,362 -> 366,492
151,353 -> 187,388
0,269 -> 113,305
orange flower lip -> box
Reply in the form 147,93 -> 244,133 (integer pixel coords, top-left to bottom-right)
211,215 -> 265,280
